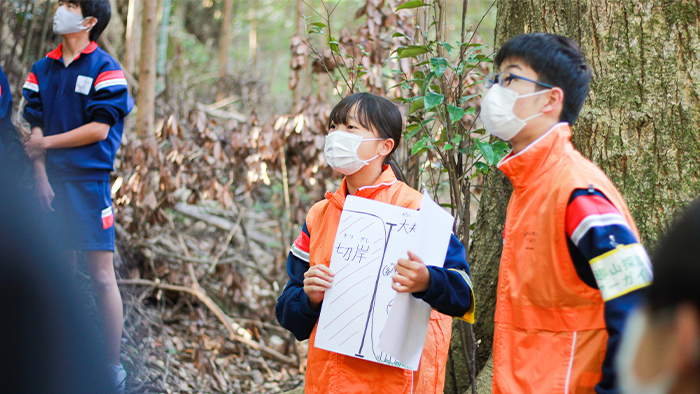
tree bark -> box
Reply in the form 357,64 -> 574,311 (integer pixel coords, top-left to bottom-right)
468,0 -> 700,386
217,0 -> 234,101
135,0 -> 159,137
125,0 -> 142,75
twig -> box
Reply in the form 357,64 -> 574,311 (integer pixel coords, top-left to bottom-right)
209,208 -> 246,273
117,279 -> 297,365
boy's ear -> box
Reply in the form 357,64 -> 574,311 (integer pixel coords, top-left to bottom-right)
83,17 -> 98,30
541,87 -> 564,115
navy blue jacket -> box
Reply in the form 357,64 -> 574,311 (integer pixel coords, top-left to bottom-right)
23,42 -> 133,181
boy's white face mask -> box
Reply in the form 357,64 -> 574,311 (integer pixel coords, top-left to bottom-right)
616,309 -> 677,394
53,7 -> 93,36
324,131 -> 382,176
481,84 -> 551,141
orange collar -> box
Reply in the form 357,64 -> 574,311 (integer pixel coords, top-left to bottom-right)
324,165 -> 398,209
497,122 -> 575,189
46,41 -> 98,61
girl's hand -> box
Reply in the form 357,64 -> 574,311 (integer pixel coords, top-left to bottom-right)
304,264 -> 334,311
392,250 -> 430,293
24,134 -> 46,160
34,176 -> 55,212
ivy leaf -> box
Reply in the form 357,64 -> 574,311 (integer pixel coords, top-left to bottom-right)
424,92 -> 444,111
395,0 -> 429,12
430,57 -> 448,78
473,137 -> 496,165
446,105 -> 465,124
409,97 -> 425,114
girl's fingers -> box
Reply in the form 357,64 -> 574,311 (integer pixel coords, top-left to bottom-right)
406,250 -> 423,264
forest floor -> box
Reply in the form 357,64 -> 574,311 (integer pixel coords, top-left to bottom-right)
112,198 -> 307,393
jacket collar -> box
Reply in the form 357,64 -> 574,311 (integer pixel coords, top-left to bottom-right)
324,165 -> 398,209
497,122 -> 574,189
46,41 -> 98,61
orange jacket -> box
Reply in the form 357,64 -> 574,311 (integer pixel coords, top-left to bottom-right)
303,167 -> 455,394
492,123 -> 640,394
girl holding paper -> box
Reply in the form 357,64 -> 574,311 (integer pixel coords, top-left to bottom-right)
275,92 -> 475,394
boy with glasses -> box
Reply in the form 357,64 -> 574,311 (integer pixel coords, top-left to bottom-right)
483,33 -> 651,394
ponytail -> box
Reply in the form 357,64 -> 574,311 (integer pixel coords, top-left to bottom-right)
388,159 -> 407,183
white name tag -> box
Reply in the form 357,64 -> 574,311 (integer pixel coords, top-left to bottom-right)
590,243 -> 653,301
75,75 -> 93,95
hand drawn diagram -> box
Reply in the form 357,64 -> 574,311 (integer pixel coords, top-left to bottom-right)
314,196 -> 419,369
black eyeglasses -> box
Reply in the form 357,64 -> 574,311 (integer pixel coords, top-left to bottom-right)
485,72 -> 554,89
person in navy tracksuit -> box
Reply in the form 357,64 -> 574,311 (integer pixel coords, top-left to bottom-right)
0,64 -> 28,182
22,1 -> 133,392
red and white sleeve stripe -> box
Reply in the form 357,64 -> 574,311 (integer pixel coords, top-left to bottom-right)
290,230 -> 310,263
94,70 -> 128,91
565,194 -> 630,246
23,72 -> 39,92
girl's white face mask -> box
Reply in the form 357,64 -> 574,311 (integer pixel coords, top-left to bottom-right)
481,84 -> 551,141
324,130 -> 382,176
53,7 -> 93,36
616,308 -> 677,394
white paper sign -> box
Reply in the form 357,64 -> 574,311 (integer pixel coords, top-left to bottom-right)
314,192 -> 454,370
378,191 -> 455,369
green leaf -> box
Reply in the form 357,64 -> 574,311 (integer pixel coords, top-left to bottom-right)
451,134 -> 463,145
430,57 -> 448,78
392,32 -> 409,39
411,135 -> 434,155
460,94 -> 478,104
474,161 -> 489,175
310,22 -> 327,28
473,137 -> 496,165
443,143 -> 454,150
464,107 -> 476,115
398,46 -> 430,59
395,0 -> 429,11
491,140 -> 511,161
446,105 -> 465,124
421,72 -> 435,95
437,41 -> 453,56
409,97 -> 425,114
424,92 -> 444,111
405,123 -> 422,139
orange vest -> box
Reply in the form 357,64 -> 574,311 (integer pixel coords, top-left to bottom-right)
492,123 -> 639,394
304,166 -> 453,394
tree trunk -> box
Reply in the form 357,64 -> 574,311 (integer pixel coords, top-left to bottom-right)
104,0 -> 125,59
125,0 -> 142,75
135,0 -> 159,137
468,0 -> 700,387
218,0 -> 234,101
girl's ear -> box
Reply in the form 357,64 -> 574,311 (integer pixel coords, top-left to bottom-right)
378,138 -> 395,157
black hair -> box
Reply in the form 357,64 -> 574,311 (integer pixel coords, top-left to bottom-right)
328,92 -> 406,182
647,199 -> 700,315
495,33 -> 592,125
63,0 -> 111,42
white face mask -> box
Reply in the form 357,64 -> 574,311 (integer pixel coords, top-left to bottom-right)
53,7 -> 92,36
324,130 -> 382,176
617,308 -> 677,394
481,84 -> 551,141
